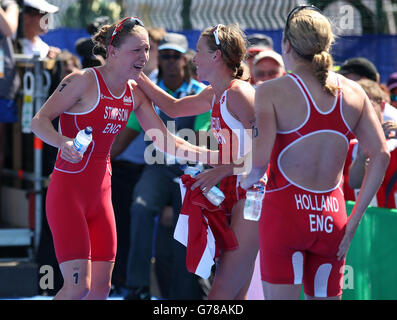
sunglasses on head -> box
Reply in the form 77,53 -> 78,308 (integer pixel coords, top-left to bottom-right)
109,17 -> 145,46
210,24 -> 232,60
211,24 -> 224,49
159,52 -> 183,61
285,5 -> 322,35
211,24 -> 223,49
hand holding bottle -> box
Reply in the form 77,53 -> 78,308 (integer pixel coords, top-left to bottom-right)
60,126 -> 92,163
182,163 -> 226,207
60,139 -> 83,163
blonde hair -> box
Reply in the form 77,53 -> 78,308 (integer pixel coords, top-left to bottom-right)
201,24 -> 250,81
284,9 -> 338,96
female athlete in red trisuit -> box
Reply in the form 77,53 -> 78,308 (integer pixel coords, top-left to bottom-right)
241,6 -> 390,300
136,24 -> 258,300
31,17 -> 216,300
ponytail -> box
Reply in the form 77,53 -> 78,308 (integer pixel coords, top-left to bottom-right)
312,51 -> 338,96
92,24 -> 115,55
235,62 -> 250,82
284,9 -> 338,96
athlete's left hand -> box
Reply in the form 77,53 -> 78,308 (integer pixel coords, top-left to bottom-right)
240,167 -> 267,190
190,165 -> 233,195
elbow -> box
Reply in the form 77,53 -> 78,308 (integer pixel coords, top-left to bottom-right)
163,108 -> 178,118
30,117 -> 39,135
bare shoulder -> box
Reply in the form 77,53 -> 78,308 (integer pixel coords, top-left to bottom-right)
199,85 -> 216,103
337,74 -> 366,97
226,80 -> 255,122
228,80 -> 255,98
255,75 -> 291,101
57,68 -> 94,93
337,74 -> 366,109
128,82 -> 151,108
227,80 -> 255,108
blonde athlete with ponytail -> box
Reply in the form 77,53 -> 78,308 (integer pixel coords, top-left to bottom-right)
242,6 -> 390,300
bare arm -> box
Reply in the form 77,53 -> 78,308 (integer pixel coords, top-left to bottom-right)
240,83 -> 277,189
136,72 -> 213,118
348,144 -> 367,189
337,90 -> 390,260
349,120 -> 397,189
31,71 -> 90,163
132,86 -> 219,164
0,3 -> 18,37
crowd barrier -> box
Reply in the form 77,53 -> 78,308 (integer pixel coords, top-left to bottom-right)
343,201 -> 397,300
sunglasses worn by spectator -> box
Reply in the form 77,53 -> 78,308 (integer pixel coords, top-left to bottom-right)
391,95 -> 397,102
159,53 -> 183,61
110,17 -> 145,46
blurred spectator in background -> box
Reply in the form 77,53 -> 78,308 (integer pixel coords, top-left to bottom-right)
344,78 -> 397,208
252,49 -> 285,86
21,0 -> 60,59
339,57 -> 379,82
387,72 -> 397,109
185,48 -> 198,80
47,49 -> 82,96
0,0 -> 19,220
339,57 -> 397,122
75,16 -> 110,68
144,27 -> 165,82
379,83 -> 391,104
245,33 -> 273,83
56,50 -> 82,78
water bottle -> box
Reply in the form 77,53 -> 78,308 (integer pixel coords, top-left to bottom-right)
244,181 -> 265,221
182,163 -> 226,207
73,126 -> 93,154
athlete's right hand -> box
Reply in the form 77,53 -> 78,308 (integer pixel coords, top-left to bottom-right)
60,139 -> 83,163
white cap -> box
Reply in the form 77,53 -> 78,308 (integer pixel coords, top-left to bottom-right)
253,50 -> 284,68
24,0 -> 59,13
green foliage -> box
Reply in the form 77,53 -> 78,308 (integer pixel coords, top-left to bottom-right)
62,0 -> 121,29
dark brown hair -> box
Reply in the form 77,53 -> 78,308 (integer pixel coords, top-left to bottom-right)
92,18 -> 147,55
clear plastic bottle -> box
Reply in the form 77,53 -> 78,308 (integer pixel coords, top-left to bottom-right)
73,126 -> 93,155
182,163 -> 225,207
244,182 -> 265,221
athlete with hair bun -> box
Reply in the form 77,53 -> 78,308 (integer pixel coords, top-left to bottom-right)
136,24 -> 259,300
